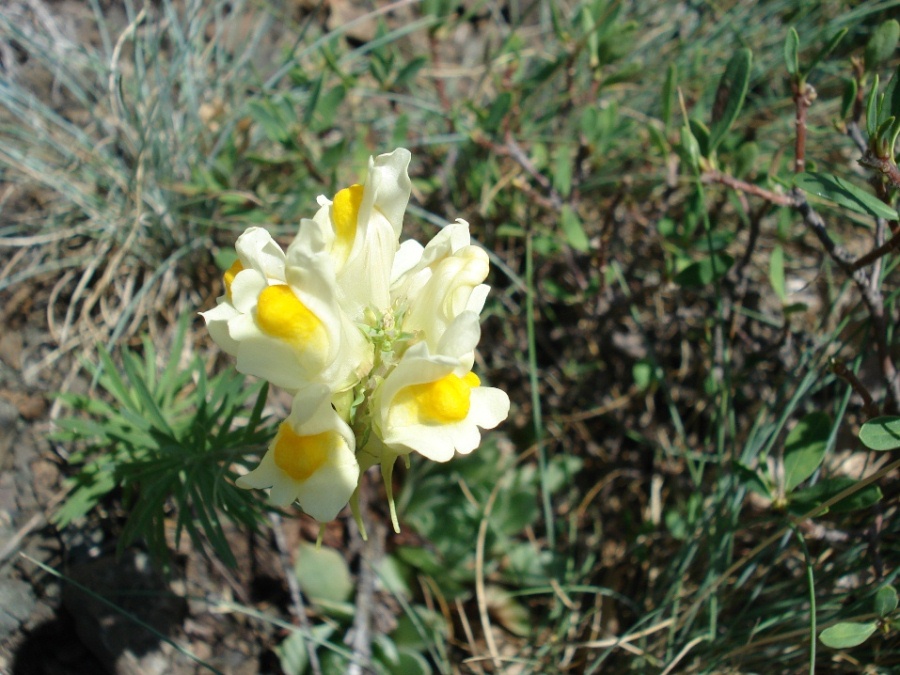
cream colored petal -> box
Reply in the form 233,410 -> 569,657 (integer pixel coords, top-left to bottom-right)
391,239 -> 424,282
235,227 -> 286,280
359,148 -> 412,238
436,312 -> 480,362
230,268 -> 267,313
468,387 -> 510,430
446,422 -> 481,455
295,449 -> 359,521
201,300 -> 240,356
236,336 -> 306,391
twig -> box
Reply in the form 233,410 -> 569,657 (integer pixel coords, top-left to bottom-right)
475,483 -> 502,671
830,359 -> 879,419
792,81 -> 815,173
269,512 -> 322,675
347,479 -> 382,675
702,171 -> 793,207
858,152 -> 900,189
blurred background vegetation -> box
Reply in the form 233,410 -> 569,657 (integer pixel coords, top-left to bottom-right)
2,0 -> 900,672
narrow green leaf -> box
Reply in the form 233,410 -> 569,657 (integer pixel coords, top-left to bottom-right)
867,75 -> 881,137
883,64 -> 900,128
793,172 -> 898,220
662,63 -> 677,128
783,411 -> 830,493
674,253 -> 734,288
875,586 -> 899,617
553,145 -> 574,198
689,118 -> 711,159
560,205 -> 590,252
865,19 -> 900,72
804,28 -> 847,78
784,28 -> 799,76
840,77 -> 858,120
770,244 -> 787,303
788,477 -> 881,516
859,415 -> 900,450
819,621 -> 877,649
709,48 -> 753,152
483,92 -> 511,133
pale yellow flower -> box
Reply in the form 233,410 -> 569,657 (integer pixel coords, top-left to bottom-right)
236,385 -> 359,521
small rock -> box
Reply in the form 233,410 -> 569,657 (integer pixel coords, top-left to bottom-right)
0,577 -> 37,641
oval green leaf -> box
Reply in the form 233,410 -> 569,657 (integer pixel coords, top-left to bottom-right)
770,244 -> 787,303
709,48 -> 753,152
295,542 -> 354,605
819,621 -> 877,649
865,19 -> 900,72
875,585 -> 899,617
788,476 -> 881,516
859,415 -> 900,450
784,28 -> 800,76
793,172 -> 898,221
783,411 -> 831,493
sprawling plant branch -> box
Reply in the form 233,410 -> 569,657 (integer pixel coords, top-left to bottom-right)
703,93 -> 900,408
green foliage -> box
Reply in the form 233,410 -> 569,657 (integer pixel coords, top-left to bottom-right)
793,172 -> 898,220
709,49 -> 753,153
53,319 -> 272,565
860,416 -> 900,450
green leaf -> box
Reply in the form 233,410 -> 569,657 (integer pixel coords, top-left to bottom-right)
662,63 -> 677,128
553,145 -> 574,198
804,28 -> 847,79
788,477 -> 881,516
770,244 -> 787,303
384,649 -> 432,675
859,415 -> 900,450
674,253 -> 734,288
294,542 -> 354,605
784,28 -> 799,76
688,118 -> 710,159
783,411 -> 830,493
709,48 -> 752,152
882,64 -> 900,130
483,92 -> 511,133
876,586 -> 899,617
819,621 -> 877,649
680,123 -> 701,170
865,20 -> 900,72
840,78 -> 858,120
561,205 -> 590,252
793,172 -> 898,220
277,624 -> 335,675
732,461 -> 773,500
867,75 -> 881,137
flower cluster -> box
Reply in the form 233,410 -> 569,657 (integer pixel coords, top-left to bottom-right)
202,149 -> 509,530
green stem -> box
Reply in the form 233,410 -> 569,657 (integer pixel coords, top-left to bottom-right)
790,524 -> 817,675
526,233 -> 555,549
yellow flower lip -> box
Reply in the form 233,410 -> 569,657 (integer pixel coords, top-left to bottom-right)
406,371 -> 481,424
332,184 -> 364,265
256,284 -> 326,351
272,422 -> 333,482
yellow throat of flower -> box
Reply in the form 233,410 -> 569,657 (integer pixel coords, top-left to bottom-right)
402,371 -> 480,424
223,259 -> 244,299
331,184 -> 364,266
272,422 -> 334,481
256,284 -> 327,352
